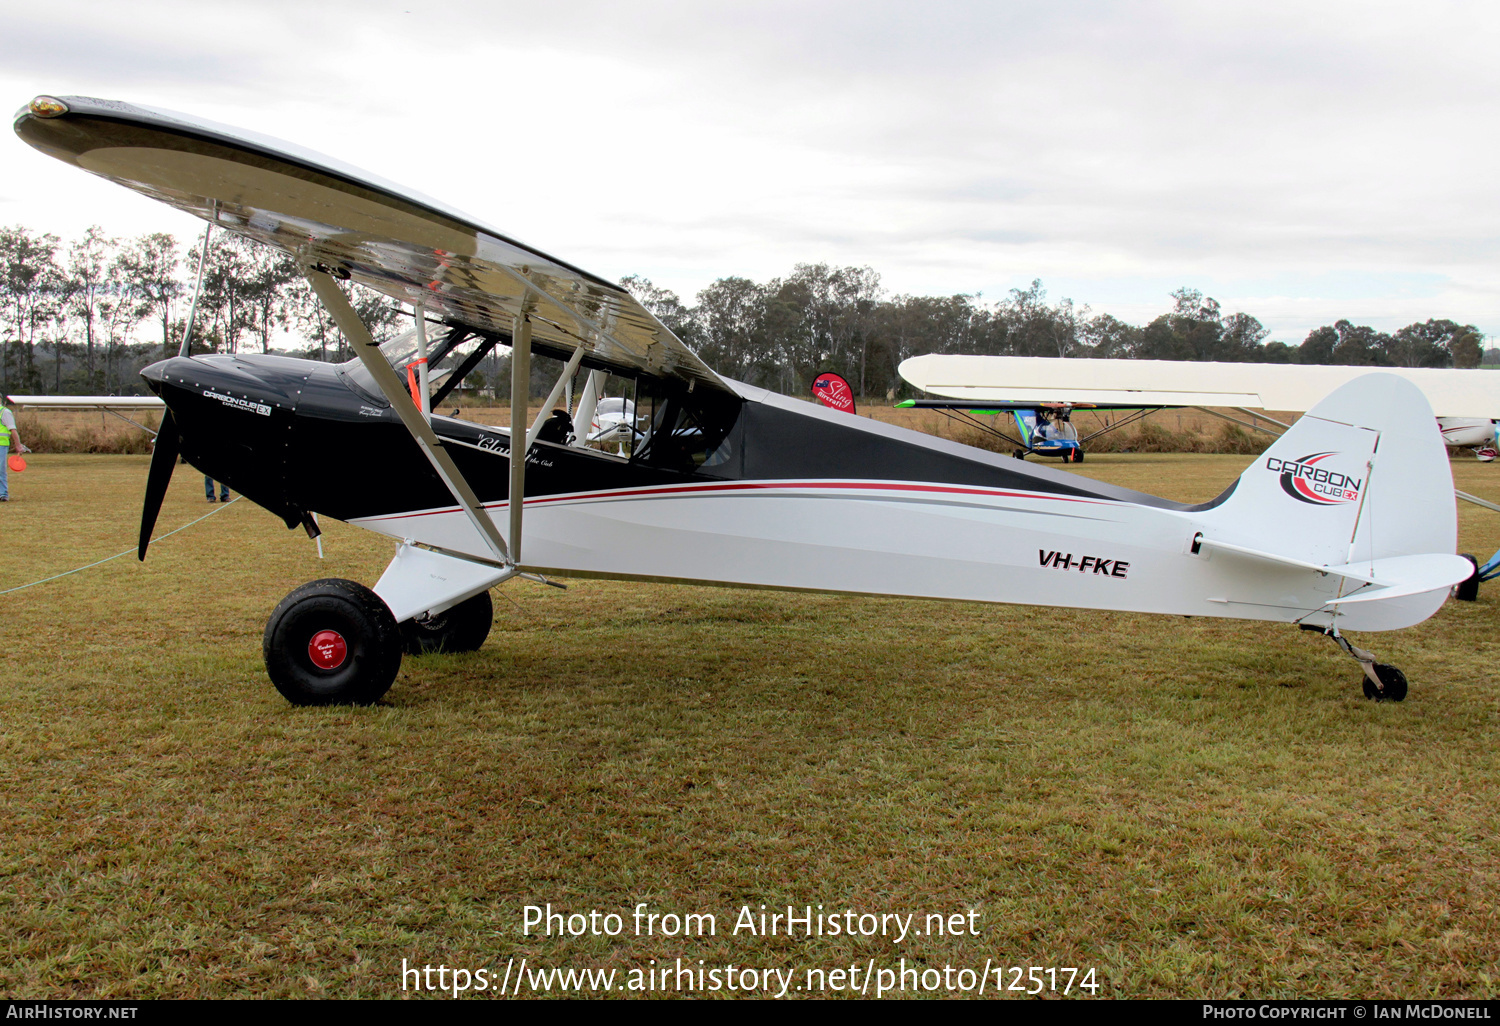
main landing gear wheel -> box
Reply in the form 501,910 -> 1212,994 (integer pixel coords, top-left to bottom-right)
400,590 -> 494,655
263,578 -> 403,706
1362,663 -> 1409,703
1070,449 -> 1084,463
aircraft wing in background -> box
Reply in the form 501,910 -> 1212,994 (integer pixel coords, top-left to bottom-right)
899,354 -> 1500,418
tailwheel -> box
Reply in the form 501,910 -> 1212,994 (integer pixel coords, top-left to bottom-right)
1455,553 -> 1480,602
1305,624 -> 1411,704
263,578 -> 403,706
1363,663 -> 1408,703
400,590 -> 494,655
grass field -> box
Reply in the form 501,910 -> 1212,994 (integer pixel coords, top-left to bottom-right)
0,452 -> 1497,999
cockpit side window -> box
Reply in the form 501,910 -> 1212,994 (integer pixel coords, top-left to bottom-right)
631,383 -> 742,474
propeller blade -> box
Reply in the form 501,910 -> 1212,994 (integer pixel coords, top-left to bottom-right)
138,409 -> 179,561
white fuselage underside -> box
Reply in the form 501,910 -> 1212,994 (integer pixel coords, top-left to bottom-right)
349,478 -> 1441,632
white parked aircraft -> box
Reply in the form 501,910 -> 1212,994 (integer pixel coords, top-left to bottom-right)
5,394 -> 165,438
900,354 -> 1500,460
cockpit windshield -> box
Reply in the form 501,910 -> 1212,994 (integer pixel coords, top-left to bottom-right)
338,326 -> 743,472
342,324 -> 493,403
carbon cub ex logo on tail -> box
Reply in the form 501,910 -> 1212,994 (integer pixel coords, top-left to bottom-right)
1265,452 -> 1363,506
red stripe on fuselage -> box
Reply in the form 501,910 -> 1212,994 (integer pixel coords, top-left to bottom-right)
360,479 -> 1116,524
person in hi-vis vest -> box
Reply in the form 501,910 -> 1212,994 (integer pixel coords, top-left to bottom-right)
0,402 -> 26,503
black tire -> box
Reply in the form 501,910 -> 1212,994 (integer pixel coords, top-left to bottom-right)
1072,449 -> 1084,463
263,578 -> 402,706
1013,449 -> 1026,459
400,590 -> 494,655
1456,553 -> 1480,602
1362,663 -> 1408,703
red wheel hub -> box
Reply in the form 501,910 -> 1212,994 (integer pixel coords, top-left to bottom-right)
308,629 -> 348,670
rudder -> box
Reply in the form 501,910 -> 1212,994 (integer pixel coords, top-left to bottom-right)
1199,373 -> 1462,630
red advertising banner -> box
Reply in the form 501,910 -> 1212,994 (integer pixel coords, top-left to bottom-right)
811,372 -> 856,414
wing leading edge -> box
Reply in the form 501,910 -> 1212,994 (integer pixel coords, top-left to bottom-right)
13,95 -> 728,395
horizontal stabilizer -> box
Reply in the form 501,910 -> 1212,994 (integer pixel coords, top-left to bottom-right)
1196,539 -> 1471,597
1194,536 -> 1382,584
1321,554 -> 1475,606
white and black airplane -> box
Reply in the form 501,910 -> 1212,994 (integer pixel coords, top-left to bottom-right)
13,95 -> 1476,705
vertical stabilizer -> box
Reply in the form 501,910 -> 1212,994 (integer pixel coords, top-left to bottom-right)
1199,373 -> 1460,630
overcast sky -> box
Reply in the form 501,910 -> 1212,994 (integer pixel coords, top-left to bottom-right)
3,0 -> 1498,342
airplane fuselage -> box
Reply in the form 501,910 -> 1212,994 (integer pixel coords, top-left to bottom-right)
143,351 -> 1417,629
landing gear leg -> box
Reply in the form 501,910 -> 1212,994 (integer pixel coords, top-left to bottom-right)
1303,624 -> 1407,702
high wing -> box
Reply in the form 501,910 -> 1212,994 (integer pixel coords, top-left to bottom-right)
14,95 -> 727,395
900,354 -> 1500,417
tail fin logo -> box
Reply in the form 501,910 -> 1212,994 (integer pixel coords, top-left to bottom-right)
1265,452 -> 1363,505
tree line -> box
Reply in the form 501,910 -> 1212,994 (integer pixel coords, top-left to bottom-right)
1,225 -> 1491,400
631,270 -> 1493,398
0,225 -> 400,398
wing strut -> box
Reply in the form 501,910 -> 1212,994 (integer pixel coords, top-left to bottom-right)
413,300 -> 432,421
178,218 -> 213,358
508,307 -> 531,564
1457,489 -> 1500,514
502,312 -> 584,564
306,268 -> 514,567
